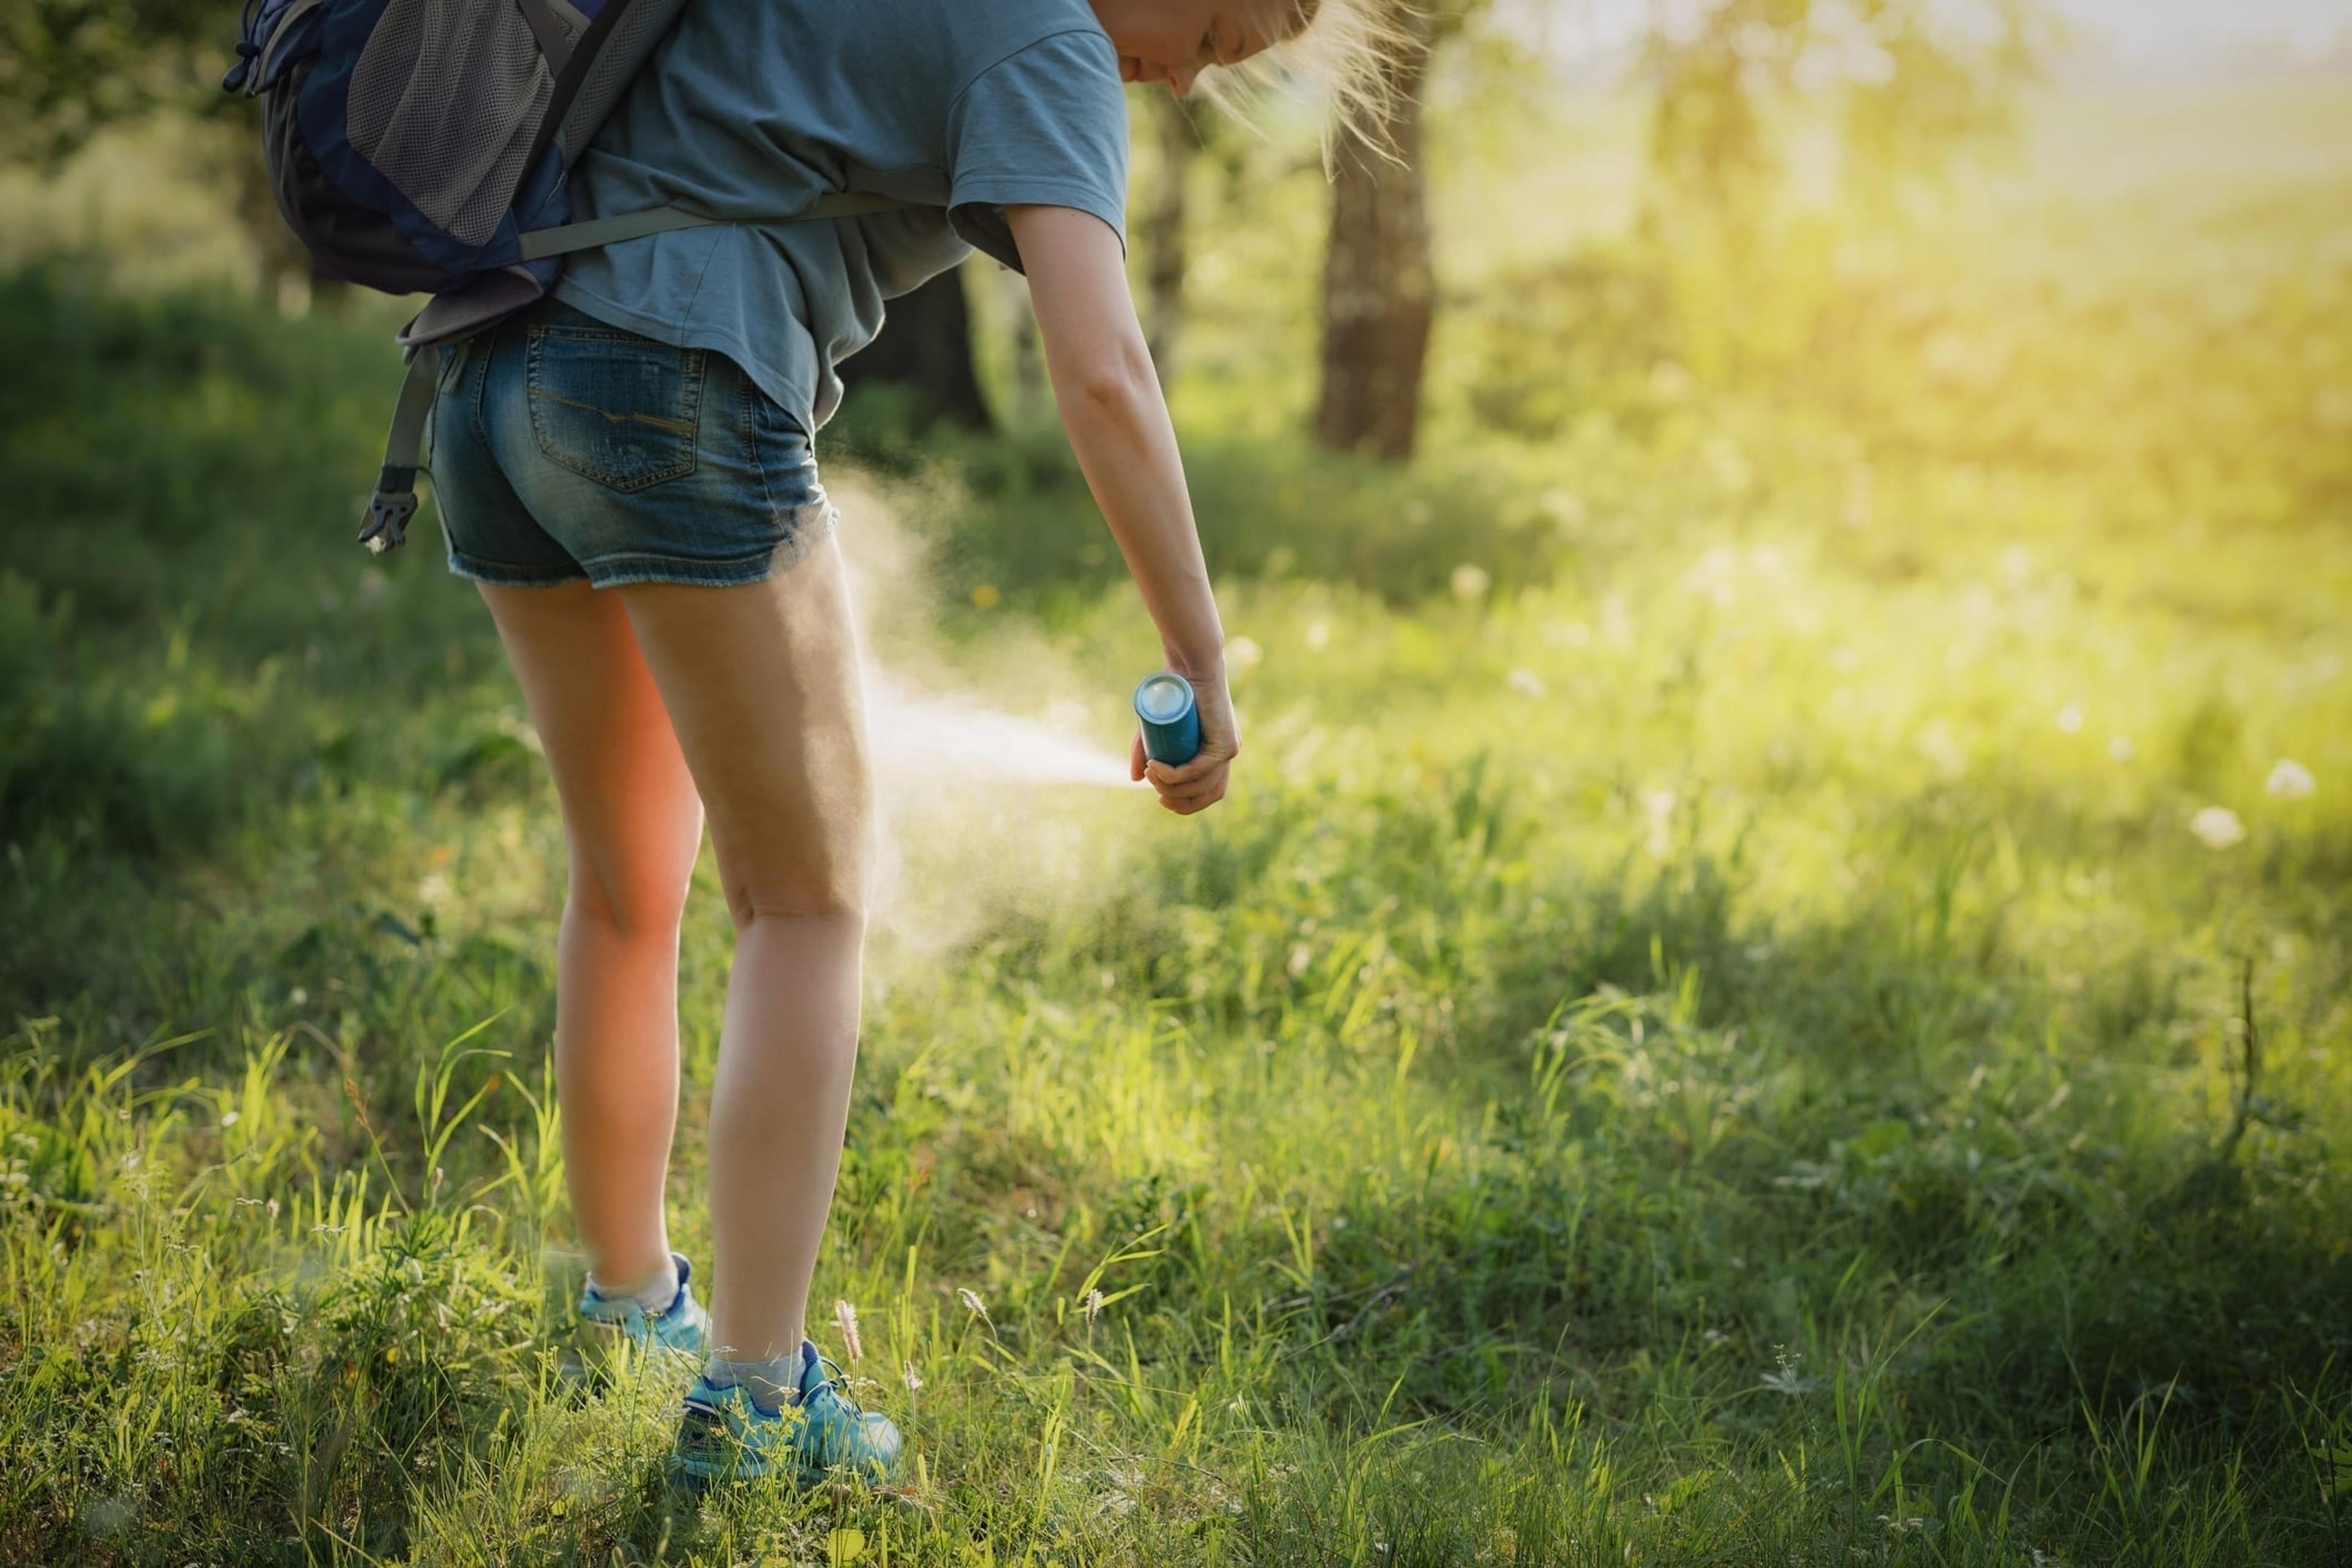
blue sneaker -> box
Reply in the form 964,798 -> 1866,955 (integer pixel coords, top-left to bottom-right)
673,1341 -> 903,1487
577,1252 -> 710,1360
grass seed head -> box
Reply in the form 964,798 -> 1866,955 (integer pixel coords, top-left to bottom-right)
834,1298 -> 863,1362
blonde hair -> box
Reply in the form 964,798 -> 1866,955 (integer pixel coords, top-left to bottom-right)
1196,0 -> 1421,154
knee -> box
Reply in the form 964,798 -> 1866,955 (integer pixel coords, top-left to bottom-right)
718,870 -> 868,938
568,857 -> 693,943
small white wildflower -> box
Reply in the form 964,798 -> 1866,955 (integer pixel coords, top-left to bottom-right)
266,1199 -> 279,1219
2055,705 -> 2082,734
2188,807 -> 2247,851
957,1287 -> 989,1321
2266,759 -> 2316,799
1506,667 -> 1547,699
2108,736 -> 2135,763
1641,788 -> 1678,857
1761,1346 -> 1819,1396
1224,635 -> 1263,671
902,1362 -> 924,1392
1917,721 -> 1965,776
1683,545 -> 1738,608
833,1299 -> 863,1362
1303,620 -> 1330,652
1450,564 -> 1491,603
1082,1289 -> 1104,1324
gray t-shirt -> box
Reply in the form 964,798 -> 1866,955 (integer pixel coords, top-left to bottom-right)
554,0 -> 1129,435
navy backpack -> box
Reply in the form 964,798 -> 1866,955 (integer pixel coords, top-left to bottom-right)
224,0 -> 908,552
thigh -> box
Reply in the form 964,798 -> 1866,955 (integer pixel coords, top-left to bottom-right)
614,530 -> 872,926
476,580 -> 704,930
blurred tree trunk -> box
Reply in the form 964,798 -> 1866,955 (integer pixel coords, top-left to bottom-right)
849,265 -> 992,431
1003,267 -> 1046,421
1140,91 -> 1194,390
1313,8 -> 1437,461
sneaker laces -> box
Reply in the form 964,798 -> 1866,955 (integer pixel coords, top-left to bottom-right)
806,1351 -> 871,1415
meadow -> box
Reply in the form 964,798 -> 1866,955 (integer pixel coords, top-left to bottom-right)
3,78 -> 2351,1564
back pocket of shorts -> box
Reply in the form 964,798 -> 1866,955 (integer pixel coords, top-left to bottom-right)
526,326 -> 704,492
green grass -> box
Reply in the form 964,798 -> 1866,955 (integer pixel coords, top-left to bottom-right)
4,83 -> 2352,1565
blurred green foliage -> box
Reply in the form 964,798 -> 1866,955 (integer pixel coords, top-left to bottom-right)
0,0 -> 235,162
1642,0 -> 2049,217
0,268 -> 487,857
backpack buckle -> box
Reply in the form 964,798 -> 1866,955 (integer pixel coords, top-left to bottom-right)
360,346 -> 440,555
360,484 -> 420,553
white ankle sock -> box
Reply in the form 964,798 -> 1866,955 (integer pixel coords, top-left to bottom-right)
704,1346 -> 807,1414
587,1254 -> 679,1316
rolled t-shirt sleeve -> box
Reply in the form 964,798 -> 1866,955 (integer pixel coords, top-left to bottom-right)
945,28 -> 1129,273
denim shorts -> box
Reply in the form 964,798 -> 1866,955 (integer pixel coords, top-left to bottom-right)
427,298 -> 833,589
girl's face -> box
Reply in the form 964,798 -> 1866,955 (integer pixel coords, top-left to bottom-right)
1091,0 -> 1313,96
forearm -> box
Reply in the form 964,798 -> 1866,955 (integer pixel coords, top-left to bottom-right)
1005,204 -> 1225,676
1004,204 -> 1237,812
1049,337 -> 1225,675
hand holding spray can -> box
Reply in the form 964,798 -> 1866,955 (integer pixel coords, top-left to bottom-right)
1133,671 -> 1201,766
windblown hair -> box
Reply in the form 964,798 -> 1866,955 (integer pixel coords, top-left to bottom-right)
1197,0 -> 1420,155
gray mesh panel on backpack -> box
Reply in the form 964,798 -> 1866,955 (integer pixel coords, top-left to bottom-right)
347,0 -> 569,247
552,0 -> 693,167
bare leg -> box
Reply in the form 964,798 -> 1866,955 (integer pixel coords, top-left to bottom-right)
477,581 -> 703,1292
615,533 -> 873,1364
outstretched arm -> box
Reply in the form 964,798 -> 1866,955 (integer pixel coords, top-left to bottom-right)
1006,202 -> 1238,814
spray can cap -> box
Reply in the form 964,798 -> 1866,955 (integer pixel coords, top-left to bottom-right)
1134,671 -> 1195,724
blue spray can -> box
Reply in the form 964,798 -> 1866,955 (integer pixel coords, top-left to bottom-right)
1133,670 -> 1202,766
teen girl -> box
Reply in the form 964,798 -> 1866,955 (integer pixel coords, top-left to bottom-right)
427,0 -> 1377,1483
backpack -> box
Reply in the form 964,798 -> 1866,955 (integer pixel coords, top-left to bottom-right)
224,0 -> 911,552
